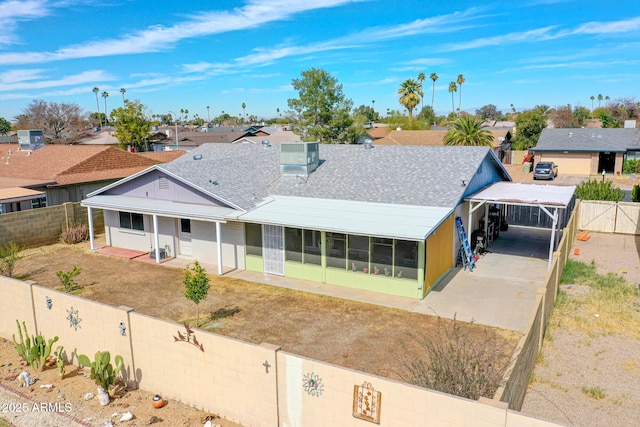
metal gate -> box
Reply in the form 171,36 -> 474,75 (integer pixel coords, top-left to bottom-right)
263,225 -> 284,275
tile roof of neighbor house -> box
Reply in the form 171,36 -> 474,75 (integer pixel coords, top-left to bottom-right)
0,144 -> 182,186
374,129 -> 509,148
532,128 -> 640,153
148,143 -> 507,211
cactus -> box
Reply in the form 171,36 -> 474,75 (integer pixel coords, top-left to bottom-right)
77,351 -> 124,396
54,346 -> 66,378
12,320 -> 59,371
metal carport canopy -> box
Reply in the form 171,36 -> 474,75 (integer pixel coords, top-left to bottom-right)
464,182 -> 576,267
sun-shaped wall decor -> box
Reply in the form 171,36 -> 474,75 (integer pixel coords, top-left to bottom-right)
66,307 -> 82,331
302,372 -> 324,397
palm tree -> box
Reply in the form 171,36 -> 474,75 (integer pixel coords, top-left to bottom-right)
590,95 -> 595,111
241,102 -> 246,123
397,79 -> 422,119
429,73 -> 438,110
207,106 -> 210,123
101,91 -> 109,126
605,95 -> 610,107
597,94 -> 603,108
120,88 -> 126,106
417,72 -> 426,107
92,87 -> 102,128
448,82 -> 458,114
456,74 -> 465,115
443,115 -> 494,146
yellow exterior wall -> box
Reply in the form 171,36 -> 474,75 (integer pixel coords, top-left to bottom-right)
537,153 -> 592,174
424,214 -> 454,296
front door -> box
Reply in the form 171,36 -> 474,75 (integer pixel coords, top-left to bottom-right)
263,225 -> 284,275
179,219 -> 192,257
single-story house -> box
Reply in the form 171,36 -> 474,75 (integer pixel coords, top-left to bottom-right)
375,129 -> 513,163
83,143 -> 513,299
0,144 -> 184,211
531,128 -> 640,175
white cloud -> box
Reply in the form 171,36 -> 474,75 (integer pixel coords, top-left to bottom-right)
0,70 -> 113,91
0,0 -> 50,45
0,0 -> 361,65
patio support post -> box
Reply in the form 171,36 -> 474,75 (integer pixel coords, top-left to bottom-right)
87,206 -> 95,251
483,203 -> 489,239
539,205 -> 558,269
153,214 -> 161,264
216,221 -> 223,275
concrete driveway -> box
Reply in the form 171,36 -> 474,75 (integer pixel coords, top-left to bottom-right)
417,226 -> 551,331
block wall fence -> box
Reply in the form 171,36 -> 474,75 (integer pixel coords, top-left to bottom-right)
0,202 -> 104,248
0,273 -> 564,427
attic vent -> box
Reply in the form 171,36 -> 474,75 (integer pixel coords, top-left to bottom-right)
159,177 -> 170,190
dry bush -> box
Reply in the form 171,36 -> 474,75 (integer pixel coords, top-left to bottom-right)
400,316 -> 507,400
60,222 -> 89,244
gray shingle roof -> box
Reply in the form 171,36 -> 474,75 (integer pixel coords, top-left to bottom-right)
159,143 -> 504,210
532,128 -> 640,152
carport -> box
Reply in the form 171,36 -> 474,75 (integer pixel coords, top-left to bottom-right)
465,182 -> 576,268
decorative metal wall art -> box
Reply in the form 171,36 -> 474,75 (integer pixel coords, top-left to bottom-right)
119,322 -> 127,336
45,296 -> 52,310
302,372 -> 324,397
173,323 -> 204,352
66,307 -> 82,331
353,382 -> 381,423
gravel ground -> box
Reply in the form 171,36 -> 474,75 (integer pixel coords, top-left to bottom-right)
520,232 -> 640,426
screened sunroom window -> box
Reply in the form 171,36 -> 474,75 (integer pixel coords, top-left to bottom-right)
285,227 -> 303,262
394,240 -> 418,280
303,230 -> 321,265
326,232 -> 346,269
348,234 -> 369,273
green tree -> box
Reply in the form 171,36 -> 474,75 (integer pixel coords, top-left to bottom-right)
599,110 -> 619,128
429,73 -> 438,110
573,106 -> 591,127
511,108 -> 547,150
417,72 -> 426,106
456,74 -> 465,113
352,104 -> 379,122
0,117 -> 11,135
475,104 -> 501,121
0,241 -> 22,278
110,99 -> 151,151
417,105 -> 435,126
448,82 -> 457,114
101,91 -> 109,125
183,260 -> 210,327
287,68 -> 354,143
93,87 -> 102,128
443,115 -> 494,147
397,79 -> 422,119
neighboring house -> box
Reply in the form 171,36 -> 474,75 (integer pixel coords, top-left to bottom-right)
531,128 -> 640,175
0,144 -> 185,211
374,129 -> 513,162
83,143 -> 512,300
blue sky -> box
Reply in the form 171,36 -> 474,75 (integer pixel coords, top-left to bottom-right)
0,0 -> 639,122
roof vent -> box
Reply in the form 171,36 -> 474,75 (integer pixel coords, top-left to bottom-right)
363,138 -> 373,150
193,153 -> 203,160
262,140 -> 271,148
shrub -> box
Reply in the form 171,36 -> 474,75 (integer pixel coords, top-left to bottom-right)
622,159 -> 640,174
56,265 -> 83,292
0,241 -> 23,278
184,260 -> 210,327
632,185 -> 640,203
400,316 -> 506,400
575,179 -> 625,201
60,222 -> 90,244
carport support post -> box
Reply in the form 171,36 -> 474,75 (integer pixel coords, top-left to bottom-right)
216,221 -> 223,275
87,206 -> 95,251
153,214 -> 161,264
543,207 -> 559,269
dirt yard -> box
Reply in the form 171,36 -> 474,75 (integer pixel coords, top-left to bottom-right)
521,232 -> 640,426
4,241 -> 519,425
